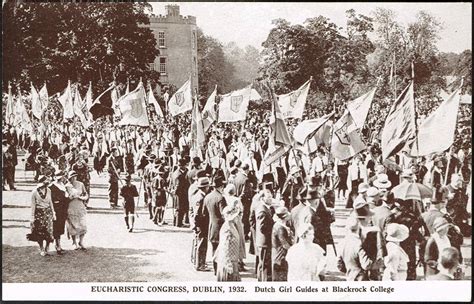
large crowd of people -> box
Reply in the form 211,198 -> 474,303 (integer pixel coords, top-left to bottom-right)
2,87 -> 472,282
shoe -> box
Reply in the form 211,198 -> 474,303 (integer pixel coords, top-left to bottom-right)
196,266 -> 209,272
74,245 -> 81,250
11,187 -> 17,191
40,251 -> 47,256
128,228 -> 133,233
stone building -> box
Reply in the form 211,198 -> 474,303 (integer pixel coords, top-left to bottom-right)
147,4 -> 198,93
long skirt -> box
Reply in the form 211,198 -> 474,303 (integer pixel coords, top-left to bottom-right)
216,261 -> 241,282
27,207 -> 54,243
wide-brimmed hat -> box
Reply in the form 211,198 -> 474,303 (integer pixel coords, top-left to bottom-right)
37,175 -> 50,188
373,174 -> 392,189
296,223 -> 314,239
289,165 -> 301,176
68,170 -> 78,179
54,170 -> 65,178
358,183 -> 369,193
197,177 -> 210,188
192,156 -> 202,165
367,187 -> 380,198
433,217 -> 453,232
273,206 -> 290,222
211,173 -> 226,187
400,169 -> 414,179
386,223 -> 409,243
222,205 -> 240,221
353,198 -> 374,218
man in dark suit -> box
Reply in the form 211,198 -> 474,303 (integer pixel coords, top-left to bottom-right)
233,163 -> 254,238
255,189 -> 274,281
170,158 -> 190,227
2,138 -> 17,190
107,147 -> 121,208
427,247 -> 460,280
203,172 -> 227,275
191,176 -> 211,271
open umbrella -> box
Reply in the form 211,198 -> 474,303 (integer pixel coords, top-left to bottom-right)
391,182 -> 433,201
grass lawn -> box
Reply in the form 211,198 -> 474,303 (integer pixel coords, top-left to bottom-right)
2,245 -> 172,282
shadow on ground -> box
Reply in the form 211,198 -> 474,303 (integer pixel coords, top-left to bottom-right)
2,245 -> 171,283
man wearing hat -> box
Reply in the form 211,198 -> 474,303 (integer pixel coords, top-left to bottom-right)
107,147 -> 122,208
373,173 -> 392,191
203,171 -> 227,275
255,188 -> 274,281
191,176 -> 211,271
233,163 -> 254,239
49,170 -> 70,254
170,158 -> 190,227
271,206 -> 293,281
384,199 -> 428,280
442,173 -> 471,237
120,175 -> 139,232
281,165 -> 304,209
298,186 -> 334,255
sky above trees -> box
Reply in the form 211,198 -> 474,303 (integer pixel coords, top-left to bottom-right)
150,2 -> 471,53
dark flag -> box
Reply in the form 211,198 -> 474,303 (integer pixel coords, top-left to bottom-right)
89,84 -> 115,120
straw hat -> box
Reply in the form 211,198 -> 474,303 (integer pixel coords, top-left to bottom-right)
367,187 -> 380,198
273,206 -> 291,222
353,198 -> 374,218
358,183 -> 369,193
36,175 -> 50,188
68,170 -> 78,179
385,223 -> 409,243
373,174 -> 392,189
197,177 -> 210,188
433,217 -> 453,233
222,205 -> 240,221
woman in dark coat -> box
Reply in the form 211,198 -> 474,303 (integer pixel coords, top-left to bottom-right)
49,171 -> 69,254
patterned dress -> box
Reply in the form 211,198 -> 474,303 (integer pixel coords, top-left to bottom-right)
214,221 -> 241,281
27,188 -> 54,243
66,181 -> 88,237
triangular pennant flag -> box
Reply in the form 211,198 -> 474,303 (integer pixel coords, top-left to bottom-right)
148,83 -> 164,118
58,80 -> 75,120
89,84 -> 115,120
119,82 -> 149,127
218,86 -> 252,122
381,81 -> 416,160
202,85 -> 217,132
346,87 -> 376,129
30,83 -> 43,119
331,109 -> 366,160
415,83 -> 462,156
168,78 -> 193,116
277,78 -> 311,119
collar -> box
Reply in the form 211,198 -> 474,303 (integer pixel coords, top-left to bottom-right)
438,268 -> 455,279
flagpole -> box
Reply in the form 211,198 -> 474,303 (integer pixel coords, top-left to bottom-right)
393,52 -> 397,102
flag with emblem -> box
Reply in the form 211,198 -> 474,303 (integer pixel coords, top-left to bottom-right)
202,85 -> 217,131
381,81 -> 416,159
148,83 -> 164,119
293,112 -> 334,155
58,80 -> 75,120
277,78 -> 311,119
414,82 -> 462,156
347,87 -> 376,129
218,86 -> 252,122
119,82 -> 149,127
30,83 -> 43,119
168,78 -> 193,116
331,109 -> 366,160
39,83 -> 48,110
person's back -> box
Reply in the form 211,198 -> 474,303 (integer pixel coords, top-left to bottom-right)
286,240 -> 325,281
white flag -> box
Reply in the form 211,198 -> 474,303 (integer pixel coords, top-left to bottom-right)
39,84 -> 48,110
347,87 -> 376,129
119,82 -> 150,127
58,80 -> 75,120
218,86 -> 252,122
30,83 -> 42,119
73,87 -> 89,128
331,110 -> 366,160
148,84 -> 164,118
168,78 -> 193,116
277,79 -> 311,119
415,85 -> 462,156
202,85 -> 217,131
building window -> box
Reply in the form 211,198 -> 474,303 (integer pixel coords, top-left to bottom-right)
192,30 -> 196,49
159,57 -> 167,75
158,31 -> 165,48
149,63 -> 154,71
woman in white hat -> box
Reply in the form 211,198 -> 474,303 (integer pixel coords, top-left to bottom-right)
424,217 -> 454,278
213,205 -> 242,281
382,223 -> 410,280
27,175 -> 56,256
286,223 -> 326,281
65,170 -> 89,250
